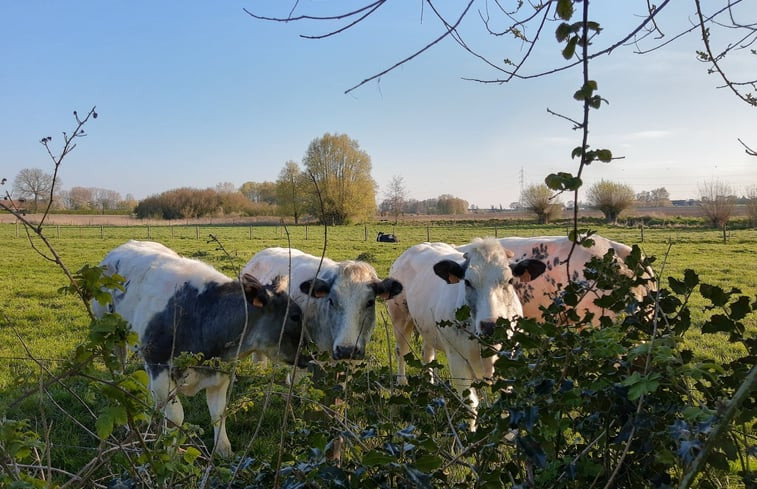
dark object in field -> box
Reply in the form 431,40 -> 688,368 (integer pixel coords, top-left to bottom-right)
377,231 -> 399,243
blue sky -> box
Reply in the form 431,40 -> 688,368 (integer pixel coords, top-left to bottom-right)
2,1 -> 755,209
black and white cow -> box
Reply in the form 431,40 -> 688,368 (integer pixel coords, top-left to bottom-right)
386,239 -> 545,423
377,232 -> 399,243
92,240 -> 306,457
242,248 -> 403,360
458,235 -> 653,323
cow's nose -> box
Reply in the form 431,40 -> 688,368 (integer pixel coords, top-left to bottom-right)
333,345 -> 364,360
479,319 -> 497,336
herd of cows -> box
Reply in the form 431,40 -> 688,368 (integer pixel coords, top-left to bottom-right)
92,234 -> 650,456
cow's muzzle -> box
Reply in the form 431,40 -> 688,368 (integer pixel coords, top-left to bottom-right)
333,345 -> 364,360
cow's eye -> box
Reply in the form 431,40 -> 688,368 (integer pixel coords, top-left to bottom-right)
508,278 -> 515,285
366,298 -> 375,308
464,279 -> 472,288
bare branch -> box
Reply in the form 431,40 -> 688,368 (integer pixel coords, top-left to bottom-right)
738,137 -> 757,156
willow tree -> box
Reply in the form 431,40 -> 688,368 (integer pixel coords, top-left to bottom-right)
276,160 -> 308,224
302,133 -> 377,225
586,179 -> 635,224
521,183 -> 562,224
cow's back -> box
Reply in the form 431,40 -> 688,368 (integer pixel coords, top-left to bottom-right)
491,235 -> 641,321
389,242 -> 464,332
243,247 -> 338,303
97,240 -> 230,339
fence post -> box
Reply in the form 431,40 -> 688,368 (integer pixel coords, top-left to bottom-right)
249,226 -> 252,240
101,225 -> 104,239
57,225 -> 60,239
640,222 -> 645,242
494,226 -> 498,238
426,224 -> 430,242
16,220 -> 19,238
364,224 -> 367,241
147,224 -> 151,239
305,225 -> 309,240
171,225 -> 174,239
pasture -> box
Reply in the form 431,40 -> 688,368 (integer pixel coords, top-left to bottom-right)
0,220 -> 755,486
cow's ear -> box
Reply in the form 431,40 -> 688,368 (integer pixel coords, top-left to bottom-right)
510,259 -> 546,283
433,260 -> 465,284
372,278 -> 403,300
242,273 -> 268,307
300,278 -> 331,298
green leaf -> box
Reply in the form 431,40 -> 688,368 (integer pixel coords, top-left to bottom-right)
183,446 -> 201,464
729,295 -> 752,321
684,269 -> 699,289
595,149 -> 612,162
669,277 -> 688,295
362,449 -> 394,466
555,22 -> 571,42
700,283 -> 729,307
415,454 -> 443,472
622,372 -> 660,400
556,0 -> 574,20
545,172 -> 582,191
562,36 -> 577,60
701,314 -> 734,334
95,412 -> 114,440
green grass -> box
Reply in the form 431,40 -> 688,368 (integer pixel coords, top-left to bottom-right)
0,221 -> 755,482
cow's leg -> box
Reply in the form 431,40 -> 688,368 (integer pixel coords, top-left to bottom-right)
444,349 -> 479,431
205,373 -> 232,457
422,339 -> 437,384
150,367 -> 185,428
387,298 -> 413,385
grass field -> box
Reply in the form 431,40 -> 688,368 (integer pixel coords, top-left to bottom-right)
1,220 -> 755,485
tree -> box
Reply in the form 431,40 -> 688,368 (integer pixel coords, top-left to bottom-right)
586,180 -> 635,224
382,175 -> 408,223
746,185 -> 757,228
437,194 -> 468,215
62,186 -> 94,210
636,187 -> 671,207
92,188 -> 122,213
215,182 -> 238,195
698,179 -> 736,229
276,161 -> 307,224
13,168 -> 55,212
240,181 -> 277,204
521,184 -> 562,224
302,133 -> 376,224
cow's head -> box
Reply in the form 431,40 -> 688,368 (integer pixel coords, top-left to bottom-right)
299,261 -> 403,360
433,239 -> 545,336
241,273 -> 310,367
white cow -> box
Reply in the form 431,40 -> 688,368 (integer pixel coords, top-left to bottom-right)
386,238 -> 545,421
242,248 -> 403,360
459,235 -> 654,323
92,240 -> 307,457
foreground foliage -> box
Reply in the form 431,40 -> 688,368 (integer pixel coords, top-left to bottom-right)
2,238 -> 754,488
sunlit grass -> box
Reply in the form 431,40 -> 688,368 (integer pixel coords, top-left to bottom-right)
0,221 -> 755,478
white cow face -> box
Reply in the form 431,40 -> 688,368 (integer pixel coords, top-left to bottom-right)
434,241 -> 545,336
299,262 -> 402,360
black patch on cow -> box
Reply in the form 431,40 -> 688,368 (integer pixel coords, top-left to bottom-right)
140,280 -> 304,369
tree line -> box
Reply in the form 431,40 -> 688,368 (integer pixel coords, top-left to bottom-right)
8,136 -> 756,227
